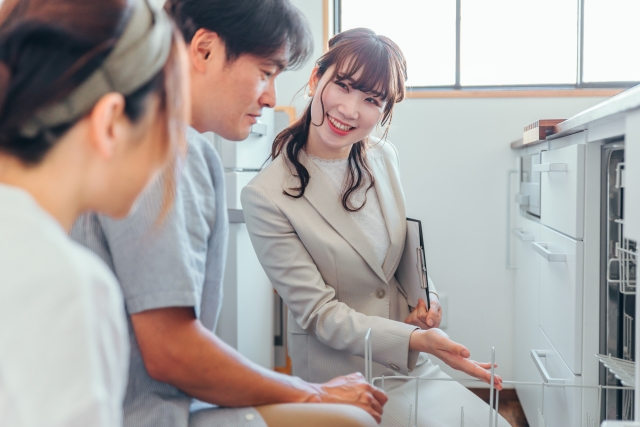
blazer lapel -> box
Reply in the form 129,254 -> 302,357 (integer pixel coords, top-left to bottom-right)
293,151 -> 388,284
368,151 -> 406,280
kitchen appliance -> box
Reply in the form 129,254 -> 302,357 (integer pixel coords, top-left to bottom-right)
517,152 -> 542,217
601,141 -> 637,422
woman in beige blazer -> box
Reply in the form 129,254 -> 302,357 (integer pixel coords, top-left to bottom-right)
242,29 -> 509,426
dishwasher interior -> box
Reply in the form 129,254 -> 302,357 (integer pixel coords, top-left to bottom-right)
601,142 -> 637,422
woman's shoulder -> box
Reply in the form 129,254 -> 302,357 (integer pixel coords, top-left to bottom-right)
2,214 -> 122,314
246,154 -> 293,192
368,136 -> 400,167
49,235 -> 122,301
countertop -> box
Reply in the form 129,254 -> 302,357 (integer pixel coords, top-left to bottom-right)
511,84 -> 640,149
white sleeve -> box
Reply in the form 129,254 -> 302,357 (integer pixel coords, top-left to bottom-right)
0,254 -> 129,427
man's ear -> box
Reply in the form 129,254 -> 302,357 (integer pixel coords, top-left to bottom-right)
87,92 -> 127,159
308,66 -> 321,95
189,29 -> 223,73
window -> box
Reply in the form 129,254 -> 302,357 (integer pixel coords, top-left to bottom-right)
335,0 -> 640,90
583,0 -> 640,83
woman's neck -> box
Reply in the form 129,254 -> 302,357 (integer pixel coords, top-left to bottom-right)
305,127 -> 352,160
0,155 -> 82,232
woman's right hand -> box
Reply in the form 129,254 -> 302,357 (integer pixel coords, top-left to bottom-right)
306,373 -> 388,423
409,329 -> 503,390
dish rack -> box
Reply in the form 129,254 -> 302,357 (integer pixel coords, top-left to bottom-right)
363,330 -> 636,427
608,229 -> 637,296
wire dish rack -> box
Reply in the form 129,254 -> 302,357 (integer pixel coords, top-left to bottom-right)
363,329 -> 636,427
607,223 -> 637,296
597,354 -> 635,388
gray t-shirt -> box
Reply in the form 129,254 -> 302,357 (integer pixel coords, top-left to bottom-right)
71,127 -> 264,427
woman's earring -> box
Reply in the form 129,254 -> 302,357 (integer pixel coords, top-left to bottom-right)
304,90 -> 314,101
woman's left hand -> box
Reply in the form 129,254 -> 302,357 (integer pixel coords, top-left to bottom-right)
404,294 -> 442,329
409,329 -> 503,390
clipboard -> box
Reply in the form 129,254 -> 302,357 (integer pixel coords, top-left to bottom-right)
396,218 -> 431,310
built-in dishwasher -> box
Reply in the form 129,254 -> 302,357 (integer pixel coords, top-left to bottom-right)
601,142 -> 637,421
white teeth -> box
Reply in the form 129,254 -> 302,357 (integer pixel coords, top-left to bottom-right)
328,116 -> 352,132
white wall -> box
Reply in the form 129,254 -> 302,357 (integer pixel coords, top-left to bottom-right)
387,97 -> 605,382
279,0 -> 610,384
276,1 -> 325,114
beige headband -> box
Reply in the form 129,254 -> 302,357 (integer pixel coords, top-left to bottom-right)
20,0 -> 173,138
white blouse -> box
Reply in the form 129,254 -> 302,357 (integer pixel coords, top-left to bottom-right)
310,154 -> 391,266
0,184 -> 129,427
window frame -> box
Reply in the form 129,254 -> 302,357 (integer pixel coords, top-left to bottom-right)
329,0 -> 636,97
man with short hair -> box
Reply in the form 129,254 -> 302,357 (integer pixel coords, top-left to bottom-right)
72,1 -> 386,426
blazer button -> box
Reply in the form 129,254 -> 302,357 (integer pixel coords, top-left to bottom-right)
375,289 -> 386,299
390,364 -> 399,371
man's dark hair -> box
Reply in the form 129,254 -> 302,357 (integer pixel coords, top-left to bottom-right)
166,0 -> 313,70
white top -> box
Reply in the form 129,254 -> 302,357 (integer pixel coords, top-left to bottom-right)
310,155 -> 391,266
0,184 -> 129,427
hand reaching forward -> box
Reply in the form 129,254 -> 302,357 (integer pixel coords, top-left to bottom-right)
305,373 -> 388,423
404,296 -> 442,329
408,329 -> 503,390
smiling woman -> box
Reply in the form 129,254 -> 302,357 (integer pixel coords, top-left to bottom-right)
271,27 -> 405,212
241,27 -> 510,426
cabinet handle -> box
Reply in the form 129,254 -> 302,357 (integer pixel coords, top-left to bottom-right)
532,163 -> 567,172
532,242 -> 566,262
530,350 -> 565,384
512,228 -> 534,242
515,193 -> 529,205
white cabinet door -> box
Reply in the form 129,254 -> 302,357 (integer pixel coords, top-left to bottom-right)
540,144 -> 586,240
513,216 -> 542,425
537,225 -> 584,374
217,223 -> 275,369
533,328 -> 582,427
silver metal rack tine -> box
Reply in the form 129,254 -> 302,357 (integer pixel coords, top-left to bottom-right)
364,328 -> 372,383
489,347 -> 495,427
381,375 -> 384,390
407,404 -> 413,427
368,330 -> 372,383
460,406 -> 464,427
414,377 -> 419,427
494,389 -> 500,427
597,385 -> 601,423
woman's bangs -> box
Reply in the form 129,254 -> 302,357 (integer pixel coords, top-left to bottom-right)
334,44 -> 397,104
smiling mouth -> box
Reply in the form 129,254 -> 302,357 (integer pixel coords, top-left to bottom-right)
327,114 -> 355,132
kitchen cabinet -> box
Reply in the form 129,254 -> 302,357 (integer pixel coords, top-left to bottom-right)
534,328 -> 582,427
513,215 -> 586,425
511,85 -> 640,425
512,138 -> 592,426
537,225 -> 584,375
539,143 -> 585,240
513,216 -> 541,424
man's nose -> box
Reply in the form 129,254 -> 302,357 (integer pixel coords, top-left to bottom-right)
260,80 -> 277,108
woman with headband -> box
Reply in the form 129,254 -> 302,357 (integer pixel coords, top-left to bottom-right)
0,0 -> 187,425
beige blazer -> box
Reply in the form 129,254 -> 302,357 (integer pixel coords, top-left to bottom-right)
241,140 -> 436,383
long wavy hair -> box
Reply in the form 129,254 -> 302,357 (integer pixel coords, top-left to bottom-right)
270,28 -> 407,212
